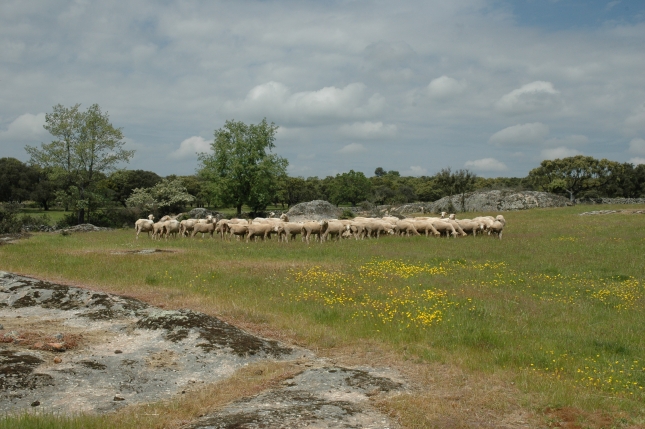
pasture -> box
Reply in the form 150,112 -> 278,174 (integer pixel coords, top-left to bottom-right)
1,204 -> 644,428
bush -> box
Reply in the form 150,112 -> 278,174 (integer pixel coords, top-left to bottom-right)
88,208 -> 140,228
340,209 -> 355,219
0,202 -> 22,233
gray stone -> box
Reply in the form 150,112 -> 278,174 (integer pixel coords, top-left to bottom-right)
286,200 -> 342,221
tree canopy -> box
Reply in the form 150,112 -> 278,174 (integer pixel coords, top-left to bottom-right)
26,104 -> 133,223
198,119 -> 288,216
528,156 -> 620,202
126,178 -> 195,215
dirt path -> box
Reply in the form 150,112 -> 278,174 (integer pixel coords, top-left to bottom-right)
0,271 -> 404,428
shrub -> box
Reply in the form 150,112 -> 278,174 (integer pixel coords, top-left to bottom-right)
0,202 -> 22,233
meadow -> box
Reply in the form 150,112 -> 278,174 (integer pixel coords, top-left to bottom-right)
1,204 -> 644,428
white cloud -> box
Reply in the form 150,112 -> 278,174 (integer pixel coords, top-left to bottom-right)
0,113 -> 47,141
496,81 -> 562,115
426,76 -> 466,100
338,143 -> 367,154
625,105 -> 645,134
405,166 -> 428,176
544,135 -> 589,146
489,122 -> 550,147
464,158 -> 508,172
297,153 -> 315,160
628,138 -> 645,155
231,82 -> 385,126
629,157 -> 645,165
338,121 -> 397,140
168,136 -> 211,160
541,146 -> 581,160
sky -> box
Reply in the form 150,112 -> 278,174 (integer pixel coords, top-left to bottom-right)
1,0 -> 644,179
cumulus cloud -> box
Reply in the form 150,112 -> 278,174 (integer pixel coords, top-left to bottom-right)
338,143 -> 367,154
629,157 -> 645,165
464,158 -> 508,172
169,136 -> 211,160
541,146 -> 581,160
0,113 -> 47,141
426,76 -> 466,100
489,122 -> 550,147
496,81 -> 562,115
231,82 -> 385,126
628,138 -> 645,155
338,121 -> 397,140
544,135 -> 589,146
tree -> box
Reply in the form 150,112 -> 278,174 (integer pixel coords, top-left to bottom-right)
197,119 -> 288,216
434,167 -> 477,211
0,158 -> 38,203
374,167 -> 386,177
104,170 -> 162,207
528,156 -> 620,202
26,104 -> 134,224
126,178 -> 195,215
328,170 -> 371,206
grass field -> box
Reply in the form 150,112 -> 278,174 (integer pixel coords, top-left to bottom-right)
1,204 -> 644,428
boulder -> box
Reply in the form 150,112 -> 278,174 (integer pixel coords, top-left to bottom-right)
185,208 -> 222,219
286,200 -> 343,221
426,190 -> 572,213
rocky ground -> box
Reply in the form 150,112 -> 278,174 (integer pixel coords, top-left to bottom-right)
578,209 -> 645,215
0,271 -> 404,428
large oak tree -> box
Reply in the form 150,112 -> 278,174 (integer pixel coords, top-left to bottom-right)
198,119 -> 288,216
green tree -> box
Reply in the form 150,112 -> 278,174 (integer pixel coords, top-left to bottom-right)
197,119 -> 288,216
528,156 -> 620,202
434,168 -> 477,211
104,170 -> 162,207
328,170 -> 371,206
0,158 -> 38,203
126,178 -> 195,216
26,104 -> 134,224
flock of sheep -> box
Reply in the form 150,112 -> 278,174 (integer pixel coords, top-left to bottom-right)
134,211 -> 507,242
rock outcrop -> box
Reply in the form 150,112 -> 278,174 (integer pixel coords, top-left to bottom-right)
286,200 -> 342,221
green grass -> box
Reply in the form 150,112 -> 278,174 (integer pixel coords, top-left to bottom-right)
1,204 -> 645,427
18,208 -> 68,223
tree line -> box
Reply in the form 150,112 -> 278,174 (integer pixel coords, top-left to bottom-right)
3,103 -> 645,227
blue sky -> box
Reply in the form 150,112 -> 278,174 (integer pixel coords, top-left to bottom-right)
1,0 -> 644,179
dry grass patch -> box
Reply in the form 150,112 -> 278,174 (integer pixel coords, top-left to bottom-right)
104,360 -> 302,429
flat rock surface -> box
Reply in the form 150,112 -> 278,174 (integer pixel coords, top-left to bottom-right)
0,271 -> 403,427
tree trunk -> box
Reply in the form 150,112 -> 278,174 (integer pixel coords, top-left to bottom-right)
77,208 -> 85,225
236,204 -> 242,217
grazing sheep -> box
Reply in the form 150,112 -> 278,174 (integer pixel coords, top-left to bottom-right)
488,220 -> 504,239
395,220 -> 421,237
179,219 -> 198,237
246,223 -> 274,242
322,220 -> 346,242
135,214 -> 155,239
455,219 -> 484,237
364,220 -> 395,238
191,222 -> 215,238
431,220 -> 458,238
161,220 -> 181,239
408,219 -> 441,237
274,222 -> 304,242
227,223 -> 248,241
302,221 -> 325,244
